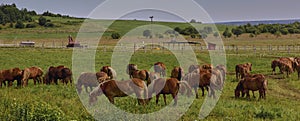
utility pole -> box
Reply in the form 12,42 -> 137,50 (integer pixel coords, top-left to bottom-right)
149,16 -> 153,49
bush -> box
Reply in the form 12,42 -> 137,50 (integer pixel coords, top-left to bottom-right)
26,23 -> 37,28
15,21 -> 25,29
38,16 -> 47,26
44,22 -> 55,27
111,32 -> 121,39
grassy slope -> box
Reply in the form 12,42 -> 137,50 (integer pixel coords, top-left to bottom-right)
1,48 -> 300,120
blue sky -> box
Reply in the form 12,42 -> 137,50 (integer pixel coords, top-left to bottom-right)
1,0 -> 300,22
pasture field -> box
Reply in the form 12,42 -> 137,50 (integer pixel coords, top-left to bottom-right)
1,47 -> 300,120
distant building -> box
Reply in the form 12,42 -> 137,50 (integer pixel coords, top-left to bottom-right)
207,42 -> 216,50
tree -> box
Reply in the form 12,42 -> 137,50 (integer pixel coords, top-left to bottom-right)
231,28 -> 243,37
190,19 -> 196,23
213,32 -> 219,38
15,20 -> 24,28
222,28 -> 232,38
143,30 -> 152,38
38,16 -> 47,26
203,26 -> 213,34
174,27 -> 182,34
111,32 -> 121,39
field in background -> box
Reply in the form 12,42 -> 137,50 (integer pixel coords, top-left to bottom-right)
0,47 -> 300,120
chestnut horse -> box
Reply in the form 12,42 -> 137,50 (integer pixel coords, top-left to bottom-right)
235,75 -> 267,100
0,67 -> 23,87
89,78 -> 148,105
154,62 -> 166,77
44,65 -> 72,85
148,78 -> 192,106
76,72 -> 109,94
132,70 -> 150,86
21,66 -> 43,87
235,63 -> 252,80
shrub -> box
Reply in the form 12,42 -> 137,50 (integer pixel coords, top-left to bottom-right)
44,22 -> 55,27
26,23 -> 37,28
38,16 -> 47,26
15,21 -> 25,29
111,32 -> 121,39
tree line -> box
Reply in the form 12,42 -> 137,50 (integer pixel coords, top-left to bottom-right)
224,22 -> 300,38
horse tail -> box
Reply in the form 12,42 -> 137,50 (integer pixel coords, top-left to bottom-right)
178,81 -> 193,97
145,70 -> 150,85
178,67 -> 182,81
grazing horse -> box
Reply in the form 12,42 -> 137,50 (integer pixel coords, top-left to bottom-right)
100,66 -> 117,79
235,63 -> 252,80
21,66 -> 43,87
132,70 -> 150,86
171,67 -> 184,81
76,72 -> 109,94
278,61 -> 293,78
126,64 -> 138,78
235,75 -> 267,100
44,65 -> 72,85
183,69 -> 211,99
271,59 -> 282,74
188,64 -> 200,73
154,62 -> 166,77
89,78 -> 148,105
148,78 -> 192,106
0,67 -> 23,87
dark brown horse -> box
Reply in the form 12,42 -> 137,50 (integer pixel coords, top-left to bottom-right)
148,78 -> 192,106
126,64 -> 138,78
235,75 -> 267,100
44,65 -> 72,85
154,62 -> 166,77
132,70 -> 150,86
171,66 -> 184,81
89,78 -> 148,105
100,66 -> 117,79
271,59 -> 282,74
76,72 -> 109,94
21,66 -> 43,87
0,67 -> 23,87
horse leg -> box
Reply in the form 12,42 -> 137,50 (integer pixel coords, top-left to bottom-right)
85,85 -> 88,93
163,94 -> 167,105
201,87 -> 205,97
156,94 -> 160,105
172,93 -> 178,106
252,91 -> 256,98
33,78 -> 37,85
194,87 -> 199,99
107,96 -> 115,104
244,89 -> 250,99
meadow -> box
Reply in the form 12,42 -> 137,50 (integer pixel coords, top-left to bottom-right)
0,47 -> 300,120
1,16 -> 300,120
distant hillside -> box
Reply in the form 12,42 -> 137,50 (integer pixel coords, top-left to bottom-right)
216,19 -> 300,26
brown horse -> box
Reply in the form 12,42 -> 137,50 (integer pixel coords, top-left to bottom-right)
278,61 -> 293,78
89,78 -> 148,105
76,72 -> 109,94
271,59 -> 282,74
201,64 -> 213,70
148,78 -> 192,106
171,66 -> 184,81
0,67 -> 23,87
182,69 -> 211,99
132,70 -> 150,86
126,64 -> 138,78
235,75 -> 267,100
100,66 -> 117,79
235,63 -> 252,80
154,62 -> 166,77
21,66 -> 43,87
44,65 -> 72,85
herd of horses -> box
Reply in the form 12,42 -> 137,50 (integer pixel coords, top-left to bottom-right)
2,56 -> 299,106
0,65 -> 72,87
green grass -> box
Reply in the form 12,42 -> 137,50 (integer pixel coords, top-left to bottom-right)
1,47 -> 300,120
